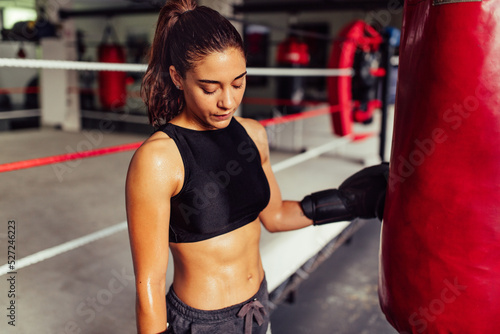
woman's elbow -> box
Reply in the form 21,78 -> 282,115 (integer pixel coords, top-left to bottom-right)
260,215 -> 283,233
263,224 -> 280,233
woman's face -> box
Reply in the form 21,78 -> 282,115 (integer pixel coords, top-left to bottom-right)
171,47 -> 247,130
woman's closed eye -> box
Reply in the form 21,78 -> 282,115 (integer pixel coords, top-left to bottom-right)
203,88 -> 216,95
202,83 -> 244,95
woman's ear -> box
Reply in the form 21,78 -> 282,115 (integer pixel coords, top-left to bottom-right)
169,66 -> 183,90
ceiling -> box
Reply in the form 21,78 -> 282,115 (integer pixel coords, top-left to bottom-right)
61,0 -> 399,17
72,0 -> 161,8
0,0 -> 399,18
234,0 -> 398,13
1,0 -> 399,10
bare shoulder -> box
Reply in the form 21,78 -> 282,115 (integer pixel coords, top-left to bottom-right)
235,116 -> 270,164
127,130 -> 183,195
132,131 -> 178,168
235,116 -> 268,148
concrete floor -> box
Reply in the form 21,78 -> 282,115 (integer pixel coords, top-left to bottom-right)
270,220 -> 397,334
0,109 -> 395,334
0,127 -> 143,334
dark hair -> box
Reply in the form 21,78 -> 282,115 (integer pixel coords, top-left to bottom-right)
141,0 -> 245,128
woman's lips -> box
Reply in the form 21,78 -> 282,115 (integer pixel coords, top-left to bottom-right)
213,113 -> 232,121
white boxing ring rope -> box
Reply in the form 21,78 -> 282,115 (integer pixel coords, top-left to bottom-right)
0,57 -> 353,77
0,58 -> 359,278
0,137 -> 355,275
0,58 -> 148,72
271,136 -> 353,173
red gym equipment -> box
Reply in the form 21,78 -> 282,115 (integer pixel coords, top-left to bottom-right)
328,20 -> 384,137
379,1 -> 500,333
275,34 -> 310,115
98,25 -> 126,111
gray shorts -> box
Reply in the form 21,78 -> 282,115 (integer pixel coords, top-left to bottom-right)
165,277 -> 271,334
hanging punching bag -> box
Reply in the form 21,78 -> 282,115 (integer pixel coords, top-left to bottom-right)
275,35 -> 309,114
379,1 -> 500,333
98,25 -> 126,111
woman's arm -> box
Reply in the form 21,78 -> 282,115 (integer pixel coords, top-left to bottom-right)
260,156 -> 314,232
239,117 -> 388,231
237,117 -> 313,232
126,136 -> 183,333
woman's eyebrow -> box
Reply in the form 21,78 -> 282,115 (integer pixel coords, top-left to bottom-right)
198,71 -> 247,84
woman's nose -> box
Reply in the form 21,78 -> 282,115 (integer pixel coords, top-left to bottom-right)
218,88 -> 235,110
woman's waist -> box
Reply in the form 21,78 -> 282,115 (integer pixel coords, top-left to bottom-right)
170,251 -> 264,310
169,220 -> 264,309
166,274 -> 268,321
172,265 -> 265,310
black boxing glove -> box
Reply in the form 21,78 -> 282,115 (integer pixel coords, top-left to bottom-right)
300,163 -> 389,225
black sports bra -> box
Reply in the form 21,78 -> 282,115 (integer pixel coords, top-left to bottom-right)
158,118 -> 271,243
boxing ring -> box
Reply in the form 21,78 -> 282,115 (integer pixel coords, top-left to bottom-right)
4,1 -> 498,332
0,55 -> 391,333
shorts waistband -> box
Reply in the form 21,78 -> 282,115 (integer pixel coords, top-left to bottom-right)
166,277 -> 268,322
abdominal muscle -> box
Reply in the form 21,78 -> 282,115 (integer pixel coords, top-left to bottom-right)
168,219 -> 265,311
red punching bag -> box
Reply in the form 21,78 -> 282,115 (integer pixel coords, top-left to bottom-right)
327,20 -> 383,136
276,35 -> 309,66
379,1 -> 500,333
275,35 -> 309,114
98,25 -> 126,111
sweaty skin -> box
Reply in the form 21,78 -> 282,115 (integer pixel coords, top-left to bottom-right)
126,48 -> 313,333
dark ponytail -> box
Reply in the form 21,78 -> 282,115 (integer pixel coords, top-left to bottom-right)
141,0 -> 245,128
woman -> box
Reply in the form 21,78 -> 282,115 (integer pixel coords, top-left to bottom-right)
126,1 -> 388,333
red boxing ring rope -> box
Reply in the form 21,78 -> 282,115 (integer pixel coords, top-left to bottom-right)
242,97 -> 326,107
0,142 -> 142,173
0,87 -> 40,95
0,87 -> 327,108
260,105 -> 337,127
0,102 -> 372,173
